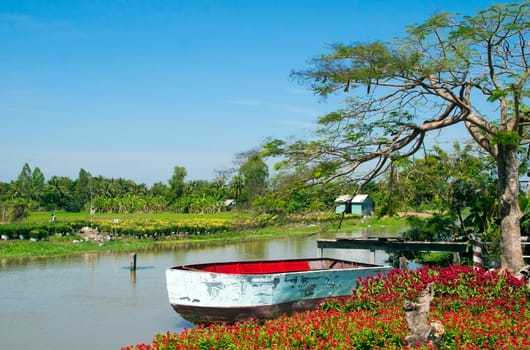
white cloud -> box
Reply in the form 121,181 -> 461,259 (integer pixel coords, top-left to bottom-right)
0,12 -> 88,38
229,99 -> 262,106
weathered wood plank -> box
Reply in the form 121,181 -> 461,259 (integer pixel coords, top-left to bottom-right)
316,238 -> 468,252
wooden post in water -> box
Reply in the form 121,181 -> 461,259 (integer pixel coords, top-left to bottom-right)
130,269 -> 137,285
130,253 -> 137,271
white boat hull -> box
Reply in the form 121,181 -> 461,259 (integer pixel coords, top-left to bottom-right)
166,258 -> 391,324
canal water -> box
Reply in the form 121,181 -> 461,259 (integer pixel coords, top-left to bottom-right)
0,231 -> 393,349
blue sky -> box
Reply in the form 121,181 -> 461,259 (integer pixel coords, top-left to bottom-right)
0,0 -> 512,185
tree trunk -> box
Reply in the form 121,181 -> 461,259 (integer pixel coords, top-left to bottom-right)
497,145 -> 524,273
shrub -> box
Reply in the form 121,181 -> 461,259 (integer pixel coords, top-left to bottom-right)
0,221 -> 87,239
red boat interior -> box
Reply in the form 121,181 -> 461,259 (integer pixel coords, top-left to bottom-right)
179,259 -> 368,274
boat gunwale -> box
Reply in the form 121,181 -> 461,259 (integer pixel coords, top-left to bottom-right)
167,257 -> 390,276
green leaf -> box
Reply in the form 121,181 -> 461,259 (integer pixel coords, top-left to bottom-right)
318,111 -> 344,124
491,130 -> 521,146
262,139 -> 285,156
487,89 -> 508,102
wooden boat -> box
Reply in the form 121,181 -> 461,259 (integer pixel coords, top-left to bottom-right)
166,257 -> 392,324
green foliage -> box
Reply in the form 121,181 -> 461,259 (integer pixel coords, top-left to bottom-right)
252,194 -> 288,217
261,139 -> 285,156
404,214 -> 456,241
233,150 -> 269,207
318,111 -> 344,124
0,221 -> 87,239
14,163 -> 33,199
0,162 -> 236,216
415,252 -> 454,267
312,161 -> 339,178
267,1 -> 530,273
487,88 -> 509,102
492,130 -> 521,147
169,165 -> 187,202
1,198 -> 38,222
93,193 -> 168,214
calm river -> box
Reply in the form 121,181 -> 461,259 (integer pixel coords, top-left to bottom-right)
0,231 -> 393,349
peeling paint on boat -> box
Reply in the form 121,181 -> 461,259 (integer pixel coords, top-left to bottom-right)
166,258 -> 391,324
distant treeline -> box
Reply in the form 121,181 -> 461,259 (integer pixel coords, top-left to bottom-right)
4,145 -> 530,252
0,151 -> 348,221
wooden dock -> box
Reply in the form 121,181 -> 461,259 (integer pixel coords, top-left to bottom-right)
317,237 -> 468,264
317,237 -> 468,252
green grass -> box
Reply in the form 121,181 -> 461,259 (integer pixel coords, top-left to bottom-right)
0,234 -> 154,258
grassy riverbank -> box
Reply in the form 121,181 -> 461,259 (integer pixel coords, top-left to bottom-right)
0,211 -> 406,259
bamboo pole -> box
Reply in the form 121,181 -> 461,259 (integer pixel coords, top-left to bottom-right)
130,253 -> 137,271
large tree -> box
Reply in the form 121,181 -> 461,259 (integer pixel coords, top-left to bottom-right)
168,165 -> 187,202
13,163 -> 33,199
235,150 -> 270,206
265,2 -> 529,272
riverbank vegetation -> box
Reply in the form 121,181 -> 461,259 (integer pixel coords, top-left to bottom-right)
2,143 -> 528,263
0,212 -> 405,259
2,143 -> 529,266
122,265 -> 530,349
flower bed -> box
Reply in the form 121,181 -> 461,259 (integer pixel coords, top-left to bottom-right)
122,265 -> 529,349
97,217 -> 234,237
0,217 -> 235,240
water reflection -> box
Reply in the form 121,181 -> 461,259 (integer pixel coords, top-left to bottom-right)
130,269 -> 136,285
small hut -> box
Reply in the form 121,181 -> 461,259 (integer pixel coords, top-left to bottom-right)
334,194 -> 375,217
351,194 -> 375,217
335,195 -> 353,214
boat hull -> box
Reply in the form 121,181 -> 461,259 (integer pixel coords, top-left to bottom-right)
166,258 -> 391,324
170,297 -> 325,324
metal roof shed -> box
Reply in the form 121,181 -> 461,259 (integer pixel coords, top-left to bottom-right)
334,194 -> 353,214
351,194 -> 375,217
